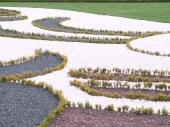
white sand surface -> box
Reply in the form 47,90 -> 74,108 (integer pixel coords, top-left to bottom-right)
0,7 -> 170,111
130,34 -> 170,55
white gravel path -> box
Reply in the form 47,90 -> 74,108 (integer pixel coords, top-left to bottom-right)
130,34 -> 170,55
0,7 -> 131,39
0,7 -> 170,112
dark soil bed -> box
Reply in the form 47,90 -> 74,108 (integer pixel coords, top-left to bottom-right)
0,82 -> 59,127
48,108 -> 170,127
0,54 -> 62,76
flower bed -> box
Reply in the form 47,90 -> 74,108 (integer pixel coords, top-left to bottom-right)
32,17 -> 165,37
0,15 -> 27,21
0,78 -> 65,127
0,26 -> 132,44
0,8 -> 20,16
70,80 -> 170,102
68,67 -> 170,83
0,49 -> 67,78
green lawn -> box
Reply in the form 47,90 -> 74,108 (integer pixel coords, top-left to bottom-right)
0,2 -> 170,22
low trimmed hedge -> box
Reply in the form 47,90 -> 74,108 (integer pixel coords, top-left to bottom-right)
70,79 -> 170,102
0,8 -> 20,16
0,26 -> 132,44
68,67 -> 170,82
126,41 -> 170,57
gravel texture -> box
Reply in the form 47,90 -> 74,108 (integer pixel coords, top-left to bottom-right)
0,54 -> 62,76
35,18 -> 72,32
0,82 -> 59,127
48,108 -> 170,127
0,16 -> 27,21
94,87 -> 170,96
0,27 -> 16,35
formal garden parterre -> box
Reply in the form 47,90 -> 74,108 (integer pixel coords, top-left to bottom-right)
0,6 -> 170,127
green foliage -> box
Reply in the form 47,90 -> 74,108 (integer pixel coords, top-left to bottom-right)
77,102 -> 84,108
68,67 -> 170,83
85,101 -> 93,109
162,107 -> 169,116
122,105 -> 129,112
0,26 -> 132,44
105,104 -> 114,111
70,79 -> 121,99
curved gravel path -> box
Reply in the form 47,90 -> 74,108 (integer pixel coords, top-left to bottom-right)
130,34 -> 170,56
0,82 -> 59,127
0,7 -> 170,113
0,54 -> 62,76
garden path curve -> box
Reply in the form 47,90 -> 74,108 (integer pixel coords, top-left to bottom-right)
0,7 -> 170,112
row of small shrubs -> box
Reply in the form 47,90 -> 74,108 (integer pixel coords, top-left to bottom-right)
0,49 -> 68,79
65,101 -> 169,116
0,8 -> 20,16
69,67 -> 170,78
127,75 -> 170,83
33,17 -> 165,37
68,68 -> 170,82
0,77 -> 66,127
70,79 -> 170,102
86,79 -> 170,91
126,41 -> 170,57
0,26 -> 132,44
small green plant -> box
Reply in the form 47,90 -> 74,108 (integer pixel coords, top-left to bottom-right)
162,107 -> 169,116
105,104 -> 114,111
85,101 -> 93,109
122,105 -> 129,112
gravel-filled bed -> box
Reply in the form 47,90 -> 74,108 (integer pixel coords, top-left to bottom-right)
34,17 -> 70,32
0,54 -> 62,76
48,107 -> 170,127
0,82 -> 59,127
94,87 -> 170,96
0,16 -> 27,21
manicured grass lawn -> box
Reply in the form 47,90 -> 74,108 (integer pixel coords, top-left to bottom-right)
0,2 -> 170,22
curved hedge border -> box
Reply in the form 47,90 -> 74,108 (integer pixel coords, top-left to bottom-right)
0,77 -> 65,127
0,26 -> 132,44
126,41 -> 170,57
0,49 -> 67,79
32,17 -> 165,37
86,79 -> 170,91
70,79 -> 170,102
68,68 -> 170,83
0,8 -> 20,16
